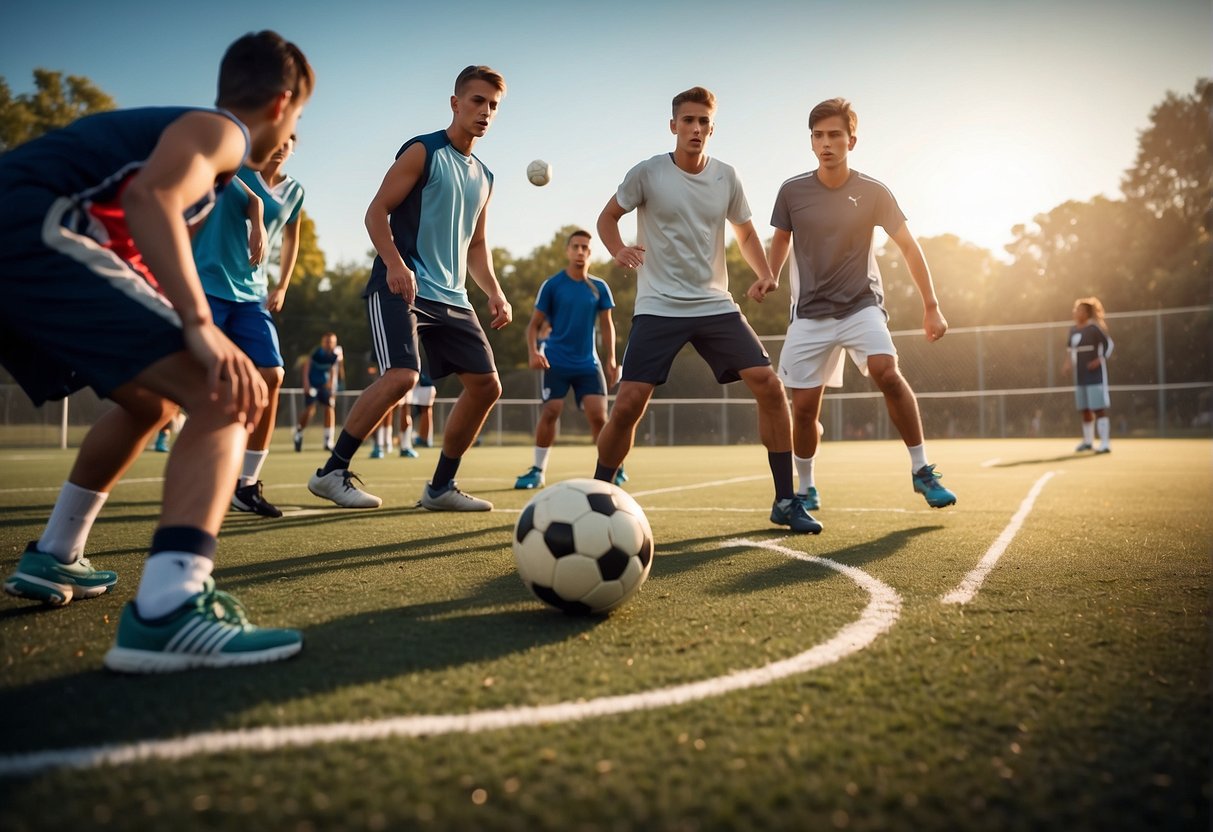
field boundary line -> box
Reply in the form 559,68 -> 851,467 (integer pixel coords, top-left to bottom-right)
940,471 -> 1056,605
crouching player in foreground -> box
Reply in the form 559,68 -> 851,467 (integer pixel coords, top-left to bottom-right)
0,31 -> 313,672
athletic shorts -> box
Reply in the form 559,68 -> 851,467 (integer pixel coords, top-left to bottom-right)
412,383 -> 436,411
0,189 -> 184,405
1074,383 -> 1110,411
543,365 -> 607,407
305,385 -> 334,407
778,305 -> 895,389
366,289 -> 495,379
620,312 -> 769,386
206,295 -> 283,368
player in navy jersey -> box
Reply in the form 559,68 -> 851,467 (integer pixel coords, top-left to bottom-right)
1063,296 -> 1114,453
514,230 -> 619,490
294,332 -> 343,451
767,97 -> 957,510
308,65 -> 512,511
193,133 -> 306,517
0,31 -> 313,673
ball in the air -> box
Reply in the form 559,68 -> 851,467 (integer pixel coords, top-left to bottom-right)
526,159 -> 552,186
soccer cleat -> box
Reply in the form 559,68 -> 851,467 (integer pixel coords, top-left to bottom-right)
1074,442 -> 1093,452
1095,447 -> 1112,455
514,466 -> 545,490
912,464 -> 957,508
3,542 -> 118,606
770,497 -> 823,534
420,481 -> 492,512
797,486 -> 821,511
153,433 -> 170,453
103,578 -> 302,673
231,480 -> 284,518
400,447 -> 419,458
308,469 -> 382,508
368,445 -> 385,459
614,467 -> 629,486
414,437 -> 430,448
293,430 -> 303,452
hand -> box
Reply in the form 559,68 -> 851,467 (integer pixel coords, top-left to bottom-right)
1086,358 -> 1101,370
614,245 -> 645,270
265,285 -> 288,312
386,262 -> 417,301
746,276 -> 778,303
182,321 -> 267,430
488,293 -> 512,330
605,360 -> 619,387
248,222 -> 266,266
924,307 -> 948,342
528,352 -> 550,370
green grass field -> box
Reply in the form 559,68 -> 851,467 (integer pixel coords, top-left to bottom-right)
0,436 -> 1209,831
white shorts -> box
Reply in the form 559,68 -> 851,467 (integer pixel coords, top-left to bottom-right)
412,384 -> 436,408
778,305 -> 896,389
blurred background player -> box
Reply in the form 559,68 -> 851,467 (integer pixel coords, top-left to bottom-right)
411,371 -> 437,449
293,331 -> 342,452
514,229 -> 620,489
0,30 -> 312,672
1064,296 -> 1114,453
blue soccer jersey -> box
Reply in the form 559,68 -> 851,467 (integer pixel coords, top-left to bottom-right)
307,347 -> 340,388
534,271 -> 615,373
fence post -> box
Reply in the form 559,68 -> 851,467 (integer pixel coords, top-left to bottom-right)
1155,309 -> 1166,436
60,396 -> 69,450
976,329 -> 986,437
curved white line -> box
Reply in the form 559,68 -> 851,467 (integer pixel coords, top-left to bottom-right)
0,538 -> 901,777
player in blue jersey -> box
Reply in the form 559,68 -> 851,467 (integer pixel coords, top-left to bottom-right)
308,65 -> 512,511
1064,296 -> 1114,454
193,133 -> 306,518
514,230 -> 620,489
294,332 -> 343,451
0,31 -> 313,673
767,97 -> 957,511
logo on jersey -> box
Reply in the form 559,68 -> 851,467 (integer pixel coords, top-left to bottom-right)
847,195 -> 862,208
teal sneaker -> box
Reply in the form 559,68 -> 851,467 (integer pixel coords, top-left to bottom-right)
912,464 -> 957,508
3,543 -> 118,606
369,445 -> 385,459
153,433 -> 170,453
771,497 -> 823,534
614,467 -> 629,487
104,579 -> 302,673
797,486 -> 820,511
400,447 -> 419,458
514,466 -> 545,490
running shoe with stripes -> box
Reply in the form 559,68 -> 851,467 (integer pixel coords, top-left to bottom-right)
3,542 -> 118,606
103,579 -> 302,673
308,468 -> 382,508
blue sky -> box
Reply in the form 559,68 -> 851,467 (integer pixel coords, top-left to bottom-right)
3,0 -> 1209,268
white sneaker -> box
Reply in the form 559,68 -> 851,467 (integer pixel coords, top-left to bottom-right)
420,481 -> 492,512
308,469 -> 382,508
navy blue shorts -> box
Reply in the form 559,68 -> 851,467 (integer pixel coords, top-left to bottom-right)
0,188 -> 184,405
304,385 -> 334,407
542,365 -> 607,407
207,296 -> 283,368
366,289 -> 495,379
620,312 -> 769,386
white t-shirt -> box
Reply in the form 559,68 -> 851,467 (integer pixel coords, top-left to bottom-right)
615,153 -> 751,317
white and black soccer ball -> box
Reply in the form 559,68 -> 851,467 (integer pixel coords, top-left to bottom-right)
526,159 -> 552,187
513,478 -> 653,615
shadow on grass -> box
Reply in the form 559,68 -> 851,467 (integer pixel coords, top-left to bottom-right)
991,453 -> 1100,468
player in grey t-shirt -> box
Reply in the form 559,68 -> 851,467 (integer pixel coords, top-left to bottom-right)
595,86 -> 820,534
768,97 -> 957,510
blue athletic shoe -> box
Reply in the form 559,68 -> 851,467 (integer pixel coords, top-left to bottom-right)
614,467 -> 629,487
400,447 -> 419,458
514,466 -> 545,490
770,497 -> 823,534
153,433 -> 170,453
369,445 -> 385,460
912,464 -> 957,508
4,542 -> 118,606
797,486 -> 820,511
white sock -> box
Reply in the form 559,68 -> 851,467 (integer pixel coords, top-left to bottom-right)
534,446 -> 551,471
1096,416 -> 1110,448
323,427 -> 334,445
1082,421 -> 1095,445
375,426 -> 387,448
38,482 -> 108,563
134,552 -> 213,619
907,443 -> 929,473
239,449 -> 268,487
793,454 -> 815,495
400,426 -> 414,450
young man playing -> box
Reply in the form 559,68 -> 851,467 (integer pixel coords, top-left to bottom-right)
767,97 -> 957,510
595,87 -> 820,534
293,331 -> 342,451
193,133 -> 306,518
0,31 -> 313,672
514,229 -> 620,490
307,65 -> 512,511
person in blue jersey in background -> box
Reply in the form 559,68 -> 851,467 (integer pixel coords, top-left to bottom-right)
1064,296 -> 1114,454
514,229 -> 621,490
193,133 -> 305,518
0,31 -> 313,673
294,331 -> 343,452
308,65 -> 512,511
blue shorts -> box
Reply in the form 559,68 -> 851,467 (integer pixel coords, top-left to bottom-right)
621,312 -> 769,386
1074,383 -> 1110,411
206,296 -> 283,368
542,365 -> 607,407
305,385 -> 334,407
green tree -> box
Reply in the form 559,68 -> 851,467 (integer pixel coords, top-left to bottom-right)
0,69 -> 116,150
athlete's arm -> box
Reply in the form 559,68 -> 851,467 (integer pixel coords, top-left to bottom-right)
598,307 -> 618,386
732,219 -> 777,302
232,176 -> 266,266
597,196 -> 644,269
768,228 -> 792,285
365,142 -> 426,301
467,198 -> 511,330
265,218 -> 300,312
888,222 -> 947,342
526,310 -> 550,370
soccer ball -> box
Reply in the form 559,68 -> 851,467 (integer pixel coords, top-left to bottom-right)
513,478 -> 653,614
526,159 -> 552,187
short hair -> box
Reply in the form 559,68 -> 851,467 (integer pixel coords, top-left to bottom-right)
567,229 -> 592,246
672,86 -> 716,117
217,31 -> 314,110
809,98 -> 858,135
455,65 -> 507,96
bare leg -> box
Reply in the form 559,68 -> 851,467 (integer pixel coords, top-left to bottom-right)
739,366 -> 792,452
535,399 -> 565,448
441,372 -> 501,457
583,394 -> 608,443
867,354 -> 925,447
596,381 -> 655,469
790,386 -> 826,459
247,366 -> 284,452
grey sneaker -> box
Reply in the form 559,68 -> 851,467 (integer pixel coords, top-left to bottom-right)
420,481 -> 492,512
308,469 -> 382,508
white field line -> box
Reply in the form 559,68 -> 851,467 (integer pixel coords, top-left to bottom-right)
940,471 -> 1056,605
0,477 -> 165,495
0,538 -> 900,777
629,475 -> 768,497
980,458 -> 1002,468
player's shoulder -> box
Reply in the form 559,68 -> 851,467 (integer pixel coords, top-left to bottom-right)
854,170 -> 897,199
777,170 -> 817,192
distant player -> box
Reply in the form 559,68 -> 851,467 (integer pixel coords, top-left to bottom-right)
0,31 -> 312,672
515,229 -> 619,490
1064,296 -> 1114,453
293,331 -> 342,451
411,372 -> 437,448
193,133 -> 305,517
595,86 -> 820,534
767,97 -> 957,510
306,65 -> 512,511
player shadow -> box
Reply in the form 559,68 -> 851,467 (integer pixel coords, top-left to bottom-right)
991,453 -> 1100,467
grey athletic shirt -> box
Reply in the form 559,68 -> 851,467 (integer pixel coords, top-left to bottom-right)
771,170 -> 906,320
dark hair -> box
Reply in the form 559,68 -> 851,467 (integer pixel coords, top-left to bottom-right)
217,31 -> 314,110
455,65 -> 507,96
567,229 -> 592,246
672,86 -> 716,117
808,98 -> 857,135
